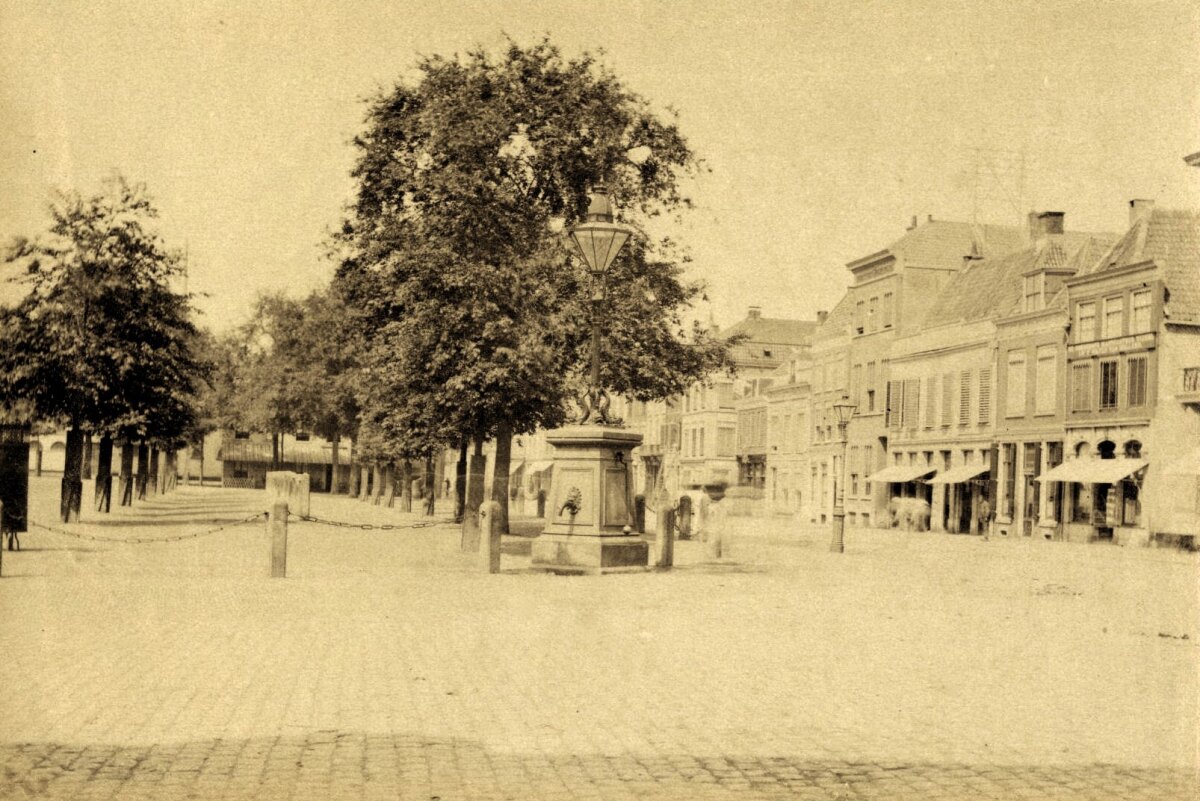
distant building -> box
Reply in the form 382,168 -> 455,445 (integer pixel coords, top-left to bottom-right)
217,430 -> 350,491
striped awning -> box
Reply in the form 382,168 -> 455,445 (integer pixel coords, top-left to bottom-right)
865,464 -> 936,484
927,464 -> 990,485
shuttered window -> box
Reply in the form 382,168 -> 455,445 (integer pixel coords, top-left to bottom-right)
886,380 -> 903,429
941,372 -> 954,427
978,367 -> 992,424
923,376 -> 936,428
958,370 -> 972,425
903,378 -> 919,429
1127,355 -> 1148,407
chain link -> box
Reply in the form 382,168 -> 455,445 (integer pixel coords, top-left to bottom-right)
292,514 -> 444,531
28,512 -> 267,545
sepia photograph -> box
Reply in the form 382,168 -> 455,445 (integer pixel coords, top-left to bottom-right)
0,1 -> 1197,799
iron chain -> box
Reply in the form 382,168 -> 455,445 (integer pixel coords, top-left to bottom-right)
28,512 -> 267,545
292,514 -> 443,531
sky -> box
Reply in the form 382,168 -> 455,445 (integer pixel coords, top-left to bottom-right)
2,0 -> 1198,331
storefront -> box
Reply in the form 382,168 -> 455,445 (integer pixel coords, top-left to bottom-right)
1036,456 -> 1148,544
928,464 -> 989,534
865,463 -> 935,529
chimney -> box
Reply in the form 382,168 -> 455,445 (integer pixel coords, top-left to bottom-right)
747,306 -> 762,320
962,238 -> 982,268
1028,211 -> 1065,240
817,310 -> 828,324
1129,198 -> 1155,227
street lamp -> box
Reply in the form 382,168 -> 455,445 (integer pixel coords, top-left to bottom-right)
830,394 -> 857,553
568,183 -> 633,425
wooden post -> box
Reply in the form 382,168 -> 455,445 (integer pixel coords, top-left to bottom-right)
269,500 -> 288,578
653,489 -> 674,569
479,500 -> 502,573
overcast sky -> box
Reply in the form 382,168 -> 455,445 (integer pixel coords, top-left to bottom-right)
2,0 -> 1198,330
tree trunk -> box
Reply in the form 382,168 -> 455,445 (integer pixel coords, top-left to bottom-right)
461,437 -> 487,550
401,460 -> 413,512
382,463 -> 396,508
372,463 -> 384,505
81,434 -> 93,480
271,432 -> 281,470
135,442 -> 149,500
94,436 -> 113,513
454,440 -> 468,524
149,447 -> 161,495
423,454 -> 436,516
118,441 -> 134,506
35,444 -> 43,476
330,434 -> 340,493
490,423 -> 512,535
198,437 -> 205,486
348,439 -> 359,496
358,464 -> 370,501
434,448 -> 447,498
60,426 -> 83,523
164,449 -> 177,492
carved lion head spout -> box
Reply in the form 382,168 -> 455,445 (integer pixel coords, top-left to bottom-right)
559,486 -> 583,517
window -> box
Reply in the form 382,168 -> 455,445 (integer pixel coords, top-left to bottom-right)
1071,363 -> 1092,412
1131,289 -> 1152,333
864,445 -> 873,493
1005,351 -> 1026,418
1035,345 -> 1056,415
1102,296 -> 1123,340
903,378 -> 919,429
699,428 -> 705,456
851,363 -> 862,406
958,370 -> 972,425
882,292 -> 894,329
978,367 -> 992,424
717,427 -> 736,457
1127,355 -> 1148,407
1001,444 -> 1016,519
849,446 -> 860,497
855,301 -> 865,335
1023,273 -> 1044,313
1099,360 -> 1119,410
923,376 -> 936,428
941,372 -> 954,427
868,296 -> 879,332
1075,302 -> 1096,343
866,362 -> 877,411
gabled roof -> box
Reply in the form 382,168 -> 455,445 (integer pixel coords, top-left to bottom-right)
1079,208 -> 1200,323
888,220 -> 1028,268
923,231 -> 1117,327
812,293 -> 855,343
721,315 -> 818,346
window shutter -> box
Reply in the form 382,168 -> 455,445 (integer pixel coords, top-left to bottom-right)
958,370 -> 972,425
923,377 -> 936,428
978,367 -> 992,424
941,372 -> 954,427
904,378 -> 919,430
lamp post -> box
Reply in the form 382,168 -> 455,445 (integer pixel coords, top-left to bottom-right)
568,184 -> 632,425
830,394 -> 857,554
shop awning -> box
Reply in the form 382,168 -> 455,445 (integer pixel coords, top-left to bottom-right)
509,459 -> 526,476
1035,458 -> 1148,484
1163,447 -> 1200,476
527,460 -> 554,475
927,464 -> 990,484
865,464 -> 936,484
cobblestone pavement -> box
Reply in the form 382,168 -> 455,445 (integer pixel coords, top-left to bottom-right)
1,477 -> 1196,800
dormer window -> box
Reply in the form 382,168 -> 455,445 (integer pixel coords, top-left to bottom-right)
1023,273 -> 1044,313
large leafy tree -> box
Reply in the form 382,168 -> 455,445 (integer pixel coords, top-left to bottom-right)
338,38 -> 732,530
0,175 -> 204,520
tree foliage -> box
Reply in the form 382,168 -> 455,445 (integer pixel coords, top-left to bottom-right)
0,175 -> 205,446
337,38 -> 733,458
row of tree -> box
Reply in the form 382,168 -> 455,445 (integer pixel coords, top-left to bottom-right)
1,39 -> 736,532
0,176 -> 209,522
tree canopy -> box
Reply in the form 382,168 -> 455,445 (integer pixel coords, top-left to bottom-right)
336,38 -> 733,459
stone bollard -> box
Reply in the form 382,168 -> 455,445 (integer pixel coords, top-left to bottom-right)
634,494 -> 646,534
266,471 -> 310,518
677,495 -> 693,540
703,484 -> 728,560
479,500 -> 502,574
269,500 -> 288,578
652,489 -> 674,569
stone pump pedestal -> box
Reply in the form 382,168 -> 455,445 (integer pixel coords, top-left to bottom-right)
531,425 -> 649,574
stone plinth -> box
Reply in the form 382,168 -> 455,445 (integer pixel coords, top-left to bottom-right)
531,425 -> 648,574
267,470 -> 310,518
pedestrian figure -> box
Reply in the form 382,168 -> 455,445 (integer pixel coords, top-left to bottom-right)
978,496 -> 992,540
